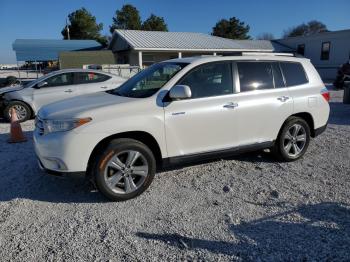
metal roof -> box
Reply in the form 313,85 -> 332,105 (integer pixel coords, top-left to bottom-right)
110,30 -> 292,52
13,39 -> 102,61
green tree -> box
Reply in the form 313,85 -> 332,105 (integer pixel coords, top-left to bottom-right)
61,8 -> 107,46
110,4 -> 142,33
283,20 -> 328,38
212,17 -> 251,40
141,14 -> 168,31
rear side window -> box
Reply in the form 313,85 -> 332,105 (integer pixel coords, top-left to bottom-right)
75,72 -> 110,84
237,62 -> 274,92
280,62 -> 308,87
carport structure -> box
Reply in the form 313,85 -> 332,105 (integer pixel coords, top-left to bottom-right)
109,29 -> 293,68
12,39 -> 102,71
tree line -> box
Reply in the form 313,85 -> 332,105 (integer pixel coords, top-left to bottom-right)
61,4 -> 329,46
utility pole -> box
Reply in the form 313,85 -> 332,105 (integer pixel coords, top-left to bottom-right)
66,17 -> 70,40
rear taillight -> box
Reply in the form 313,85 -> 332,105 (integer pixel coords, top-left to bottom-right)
321,87 -> 330,102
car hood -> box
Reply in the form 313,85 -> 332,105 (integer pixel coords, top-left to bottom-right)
0,85 -> 23,95
38,91 -> 137,119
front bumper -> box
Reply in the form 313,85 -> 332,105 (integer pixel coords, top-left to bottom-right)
37,158 -> 85,177
33,127 -> 105,173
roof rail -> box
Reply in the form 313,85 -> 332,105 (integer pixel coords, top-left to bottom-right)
242,52 -> 295,57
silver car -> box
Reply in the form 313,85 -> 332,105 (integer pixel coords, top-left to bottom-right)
0,69 -> 126,122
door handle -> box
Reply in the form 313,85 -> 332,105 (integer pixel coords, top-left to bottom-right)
64,89 -> 73,93
277,96 -> 290,102
223,102 -> 238,109
100,86 -> 108,89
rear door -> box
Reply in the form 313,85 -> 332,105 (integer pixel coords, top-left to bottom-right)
75,72 -> 112,95
230,61 -> 293,145
32,72 -> 77,111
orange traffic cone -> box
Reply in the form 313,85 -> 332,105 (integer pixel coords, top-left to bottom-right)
8,107 -> 27,143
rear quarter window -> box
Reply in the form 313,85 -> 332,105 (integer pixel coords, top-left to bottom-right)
280,62 -> 308,87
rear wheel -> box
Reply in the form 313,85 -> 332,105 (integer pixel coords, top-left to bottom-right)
4,101 -> 31,122
273,117 -> 310,161
92,138 -> 156,201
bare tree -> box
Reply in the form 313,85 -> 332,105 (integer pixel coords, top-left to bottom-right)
283,20 -> 328,38
256,32 -> 275,40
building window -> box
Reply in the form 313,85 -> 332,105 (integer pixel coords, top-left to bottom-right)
297,44 -> 305,56
321,42 -> 330,60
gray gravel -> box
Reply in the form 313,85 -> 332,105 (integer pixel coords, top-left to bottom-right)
0,90 -> 349,261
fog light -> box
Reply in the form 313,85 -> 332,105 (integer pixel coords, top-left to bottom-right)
43,157 -> 68,171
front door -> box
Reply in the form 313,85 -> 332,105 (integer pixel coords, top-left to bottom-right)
164,61 -> 239,157
32,72 -> 77,111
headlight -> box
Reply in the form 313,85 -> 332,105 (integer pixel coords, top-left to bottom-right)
43,118 -> 92,134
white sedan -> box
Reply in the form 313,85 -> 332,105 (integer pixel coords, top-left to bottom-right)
1,69 -> 126,122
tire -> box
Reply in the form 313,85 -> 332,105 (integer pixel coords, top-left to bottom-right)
272,117 -> 311,162
92,138 -> 156,201
4,101 -> 31,122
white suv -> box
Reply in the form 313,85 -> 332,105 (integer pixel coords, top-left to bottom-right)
34,55 -> 330,201
1,69 -> 125,122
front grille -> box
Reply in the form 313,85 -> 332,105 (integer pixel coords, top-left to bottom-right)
35,116 -> 44,135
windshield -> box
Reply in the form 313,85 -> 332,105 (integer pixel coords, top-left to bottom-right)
110,62 -> 188,98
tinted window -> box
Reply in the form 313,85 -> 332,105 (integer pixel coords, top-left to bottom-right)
45,73 -> 74,87
280,62 -> 308,86
237,62 -> 274,92
178,62 -> 233,99
271,63 -> 285,88
76,72 -> 110,84
321,42 -> 330,60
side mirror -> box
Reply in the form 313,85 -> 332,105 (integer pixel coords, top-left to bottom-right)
36,81 -> 48,88
169,85 -> 192,100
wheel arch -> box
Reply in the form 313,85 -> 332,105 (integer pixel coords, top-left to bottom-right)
87,131 -> 163,176
290,112 -> 315,137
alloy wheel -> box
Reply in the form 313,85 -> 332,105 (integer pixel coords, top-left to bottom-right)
103,150 -> 149,194
9,105 -> 27,121
283,124 -> 307,157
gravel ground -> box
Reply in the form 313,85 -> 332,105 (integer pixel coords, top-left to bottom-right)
0,90 -> 349,261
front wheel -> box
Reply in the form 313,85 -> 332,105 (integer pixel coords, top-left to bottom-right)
92,138 -> 156,201
4,101 -> 31,122
273,117 -> 311,161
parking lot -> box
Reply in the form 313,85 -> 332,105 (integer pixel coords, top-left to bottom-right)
0,89 -> 349,261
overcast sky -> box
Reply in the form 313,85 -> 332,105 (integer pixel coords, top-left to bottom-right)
0,0 -> 349,63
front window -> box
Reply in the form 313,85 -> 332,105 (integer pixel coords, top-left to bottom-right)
110,62 -> 188,98
45,73 -> 74,87
178,62 -> 233,99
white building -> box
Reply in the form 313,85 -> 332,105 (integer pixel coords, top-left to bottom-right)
109,29 -> 350,81
109,30 -> 292,68
276,29 -> 350,81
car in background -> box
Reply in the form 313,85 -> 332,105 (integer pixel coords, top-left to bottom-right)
0,69 -> 126,122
